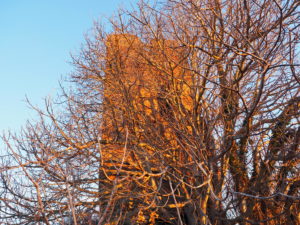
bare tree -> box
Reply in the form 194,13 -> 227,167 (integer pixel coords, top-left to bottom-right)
1,0 -> 300,224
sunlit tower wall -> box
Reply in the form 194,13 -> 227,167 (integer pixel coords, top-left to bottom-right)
98,33 -> 194,222
101,33 -> 193,175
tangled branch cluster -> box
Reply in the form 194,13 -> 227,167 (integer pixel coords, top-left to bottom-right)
0,0 -> 299,224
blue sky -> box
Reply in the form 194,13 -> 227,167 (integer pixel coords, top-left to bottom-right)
0,0 -> 138,133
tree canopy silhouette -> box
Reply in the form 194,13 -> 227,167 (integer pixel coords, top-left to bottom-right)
1,0 -> 300,224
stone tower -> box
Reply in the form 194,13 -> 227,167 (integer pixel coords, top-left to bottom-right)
99,33 -> 193,223
101,33 -> 192,174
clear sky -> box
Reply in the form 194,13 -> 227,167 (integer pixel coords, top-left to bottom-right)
0,0 -> 138,134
